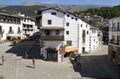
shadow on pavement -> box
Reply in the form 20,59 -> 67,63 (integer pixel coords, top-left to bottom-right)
5,40 -> 41,59
0,76 -> 4,79
71,55 -> 120,79
26,65 -> 33,68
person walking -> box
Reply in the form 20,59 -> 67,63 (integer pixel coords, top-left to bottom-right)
1,55 -> 5,65
32,58 -> 36,68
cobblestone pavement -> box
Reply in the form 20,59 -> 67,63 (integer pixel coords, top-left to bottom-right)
0,42 -> 120,79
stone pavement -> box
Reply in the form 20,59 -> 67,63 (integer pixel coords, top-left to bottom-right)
79,45 -> 120,79
0,41 -> 81,79
0,42 -> 120,79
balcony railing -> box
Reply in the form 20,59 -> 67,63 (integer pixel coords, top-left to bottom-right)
109,39 -> 120,45
41,36 -> 64,41
109,27 -> 120,32
17,31 -> 21,34
8,30 -> 14,34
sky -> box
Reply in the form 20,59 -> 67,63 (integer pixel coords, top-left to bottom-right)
0,0 -> 120,6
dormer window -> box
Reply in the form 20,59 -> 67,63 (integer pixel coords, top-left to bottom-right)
51,12 -> 57,15
75,18 -> 78,21
67,14 -> 69,17
71,17 -> 74,19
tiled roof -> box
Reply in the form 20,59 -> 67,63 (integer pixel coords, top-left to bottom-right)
0,13 -> 34,20
38,6 -> 67,13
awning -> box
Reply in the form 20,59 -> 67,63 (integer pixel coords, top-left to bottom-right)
65,46 -> 77,52
7,34 -> 21,38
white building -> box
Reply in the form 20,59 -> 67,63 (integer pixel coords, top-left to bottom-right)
36,6 -> 100,62
0,13 -> 38,41
108,17 -> 120,65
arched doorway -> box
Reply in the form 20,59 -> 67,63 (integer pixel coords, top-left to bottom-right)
46,47 -> 58,61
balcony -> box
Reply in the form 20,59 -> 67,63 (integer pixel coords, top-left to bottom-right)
109,27 -> 120,32
109,39 -> 120,45
41,36 -> 64,41
17,31 -> 21,34
8,30 -> 14,34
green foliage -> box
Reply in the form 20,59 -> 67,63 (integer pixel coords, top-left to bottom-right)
0,5 -> 47,18
77,5 -> 120,19
88,20 -> 97,26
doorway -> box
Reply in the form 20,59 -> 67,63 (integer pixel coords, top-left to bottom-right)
46,48 -> 58,61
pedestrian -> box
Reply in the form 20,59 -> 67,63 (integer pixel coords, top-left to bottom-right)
2,55 -> 5,65
32,58 -> 35,68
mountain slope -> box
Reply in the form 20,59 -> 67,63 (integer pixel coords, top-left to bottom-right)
0,2 -> 111,18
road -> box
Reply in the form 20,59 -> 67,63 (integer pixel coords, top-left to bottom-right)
0,42 -> 120,79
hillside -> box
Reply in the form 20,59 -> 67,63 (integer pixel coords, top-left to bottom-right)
0,2 -> 110,18
75,5 -> 120,19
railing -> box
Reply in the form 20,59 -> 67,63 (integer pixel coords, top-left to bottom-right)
8,30 -> 14,34
109,27 -> 120,32
17,31 -> 21,34
109,39 -> 120,45
41,36 -> 64,41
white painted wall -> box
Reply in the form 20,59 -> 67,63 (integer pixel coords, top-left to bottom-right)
41,41 -> 63,59
42,9 -> 64,27
40,8 -> 100,62
109,17 -> 120,42
0,17 -> 38,40
64,13 -> 78,48
0,22 -> 21,40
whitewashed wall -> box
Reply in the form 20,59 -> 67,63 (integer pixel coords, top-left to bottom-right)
0,23 -> 21,40
42,9 -> 64,27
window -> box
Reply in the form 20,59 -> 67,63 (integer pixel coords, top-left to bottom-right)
92,29 -> 96,33
67,40 -> 72,46
66,31 -> 69,35
111,35 -> 115,43
55,30 -> 60,35
117,36 -> 120,44
75,18 -> 78,21
24,19 -> 26,22
81,24 -> 82,27
87,31 -> 89,34
112,23 -> 116,31
51,12 -> 57,15
67,14 -> 69,17
71,17 -> 74,19
0,26 -> 2,32
82,30 -> 85,43
112,35 -> 115,40
9,26 -> 13,33
45,30 -> 50,36
117,22 -> 120,31
66,22 -> 69,26
48,20 -> 52,25
18,27 -> 20,33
